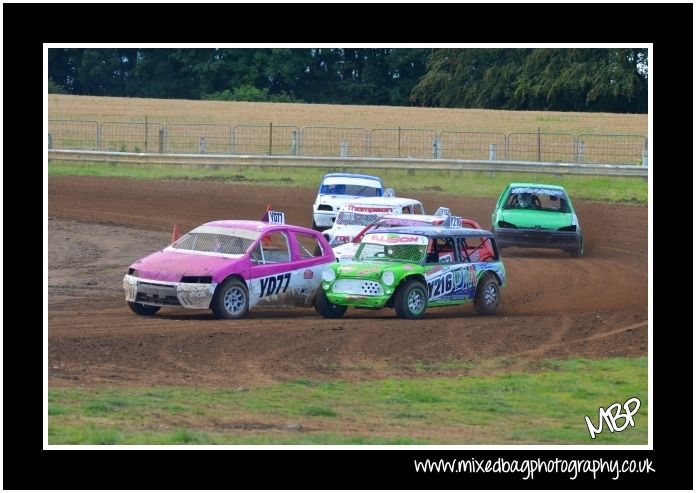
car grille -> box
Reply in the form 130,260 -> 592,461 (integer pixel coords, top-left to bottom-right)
136,282 -> 181,306
332,280 -> 384,296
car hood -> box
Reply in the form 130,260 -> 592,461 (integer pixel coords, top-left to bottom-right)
335,261 -> 389,280
318,195 -> 364,207
130,250 -> 241,282
499,209 -> 575,230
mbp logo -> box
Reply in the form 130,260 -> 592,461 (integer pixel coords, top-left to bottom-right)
584,397 -> 641,439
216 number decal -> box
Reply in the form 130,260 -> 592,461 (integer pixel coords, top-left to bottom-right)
428,272 -> 453,299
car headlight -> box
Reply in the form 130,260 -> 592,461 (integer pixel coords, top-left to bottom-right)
322,268 -> 336,282
381,271 -> 395,286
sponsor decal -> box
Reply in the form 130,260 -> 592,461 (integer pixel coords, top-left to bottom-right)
366,233 -> 427,245
347,205 -> 393,213
303,270 -> 313,279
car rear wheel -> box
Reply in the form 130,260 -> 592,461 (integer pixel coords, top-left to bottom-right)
314,289 -> 347,318
211,278 -> 249,319
394,279 -> 427,319
127,302 -> 161,316
474,274 -> 500,315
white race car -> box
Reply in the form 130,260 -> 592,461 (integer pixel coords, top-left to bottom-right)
332,208 -> 471,261
322,196 -> 425,245
312,173 -> 390,231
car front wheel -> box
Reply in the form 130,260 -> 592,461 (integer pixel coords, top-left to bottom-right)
394,279 -> 428,319
569,234 -> 584,257
211,278 -> 249,319
314,289 -> 347,318
128,302 -> 161,316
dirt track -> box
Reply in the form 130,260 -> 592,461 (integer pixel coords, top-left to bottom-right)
48,177 -> 648,388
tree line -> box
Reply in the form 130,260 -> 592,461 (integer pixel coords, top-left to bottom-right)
48,48 -> 647,113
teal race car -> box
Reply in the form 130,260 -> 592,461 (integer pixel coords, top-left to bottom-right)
316,226 -> 505,319
491,183 -> 583,257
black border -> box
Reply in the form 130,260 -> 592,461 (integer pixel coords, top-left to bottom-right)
18,2 -> 693,490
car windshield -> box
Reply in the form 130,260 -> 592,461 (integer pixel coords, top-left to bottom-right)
503,187 -> 570,212
171,229 -> 258,255
320,177 -> 382,196
356,233 -> 428,263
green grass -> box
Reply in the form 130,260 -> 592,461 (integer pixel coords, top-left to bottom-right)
48,357 -> 647,445
48,161 -> 648,204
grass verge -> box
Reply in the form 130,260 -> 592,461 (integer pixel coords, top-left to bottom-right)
48,357 -> 647,445
48,161 -> 648,203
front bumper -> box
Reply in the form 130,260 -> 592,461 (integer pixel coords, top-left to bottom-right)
313,211 -> 336,228
123,274 -> 216,309
323,278 -> 393,308
493,227 -> 581,251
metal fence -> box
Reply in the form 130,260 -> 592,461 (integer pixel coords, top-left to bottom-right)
47,119 -> 648,166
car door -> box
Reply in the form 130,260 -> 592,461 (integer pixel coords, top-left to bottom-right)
247,230 -> 296,308
285,231 -> 333,307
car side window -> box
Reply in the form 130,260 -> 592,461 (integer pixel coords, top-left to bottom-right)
428,237 -> 456,264
255,232 -> 291,264
295,233 -> 323,259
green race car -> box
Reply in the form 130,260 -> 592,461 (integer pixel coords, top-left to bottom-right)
491,183 -> 583,257
316,226 -> 506,319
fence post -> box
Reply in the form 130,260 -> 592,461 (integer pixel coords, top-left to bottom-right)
48,133 -> 53,149
537,127 -> 541,162
199,136 -> 207,154
489,143 -> 497,161
290,130 -> 297,156
144,116 -> 148,151
269,122 -> 273,156
641,149 -> 648,167
158,129 -> 164,153
340,139 -> 348,157
577,141 -> 585,164
431,138 -> 442,159
398,126 -> 401,158
96,123 -> 102,150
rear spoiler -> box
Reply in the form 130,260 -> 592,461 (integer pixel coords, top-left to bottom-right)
383,188 -> 396,197
433,207 -> 462,228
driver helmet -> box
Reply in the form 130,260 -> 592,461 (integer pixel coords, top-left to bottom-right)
517,192 -> 533,208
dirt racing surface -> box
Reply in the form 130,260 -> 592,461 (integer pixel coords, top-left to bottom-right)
48,177 -> 648,388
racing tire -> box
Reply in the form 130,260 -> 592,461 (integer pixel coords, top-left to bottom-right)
314,289 -> 347,318
473,274 -> 500,316
569,234 -> 584,257
394,279 -> 428,319
211,278 -> 249,319
127,302 -> 161,316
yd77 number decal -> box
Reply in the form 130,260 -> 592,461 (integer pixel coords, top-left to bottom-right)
260,273 -> 291,297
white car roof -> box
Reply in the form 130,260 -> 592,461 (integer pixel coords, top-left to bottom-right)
341,196 -> 422,208
322,176 -> 382,187
379,213 -> 443,223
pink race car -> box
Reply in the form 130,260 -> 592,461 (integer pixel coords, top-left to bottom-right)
123,218 -> 335,319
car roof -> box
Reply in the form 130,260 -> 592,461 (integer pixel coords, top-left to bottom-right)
343,196 -> 422,207
322,172 -> 383,182
379,213 -> 443,223
507,182 -> 567,192
370,225 -> 494,238
200,220 -> 318,236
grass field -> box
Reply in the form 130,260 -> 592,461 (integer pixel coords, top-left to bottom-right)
48,357 -> 648,445
48,161 -> 649,204
48,95 -> 647,135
